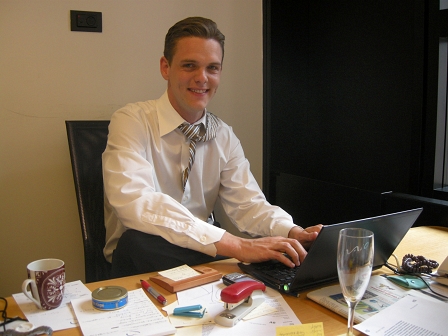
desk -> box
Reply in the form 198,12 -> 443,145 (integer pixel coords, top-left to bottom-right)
5,226 -> 448,336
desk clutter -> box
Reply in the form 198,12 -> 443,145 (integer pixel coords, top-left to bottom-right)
6,260 -> 448,336
307,274 -> 448,335
8,265 -> 307,336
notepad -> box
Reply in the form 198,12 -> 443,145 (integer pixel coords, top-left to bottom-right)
158,264 -> 202,281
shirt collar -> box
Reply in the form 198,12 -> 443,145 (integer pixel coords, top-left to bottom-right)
157,90 -> 207,137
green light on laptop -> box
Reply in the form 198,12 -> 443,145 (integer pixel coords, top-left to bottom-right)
283,284 -> 290,292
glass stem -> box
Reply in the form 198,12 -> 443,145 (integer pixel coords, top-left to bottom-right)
347,301 -> 357,336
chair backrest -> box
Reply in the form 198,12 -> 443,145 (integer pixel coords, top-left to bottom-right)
66,120 -> 111,283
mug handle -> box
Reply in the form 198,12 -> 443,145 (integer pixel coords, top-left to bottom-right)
22,279 -> 42,309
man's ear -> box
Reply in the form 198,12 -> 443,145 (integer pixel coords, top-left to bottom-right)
160,56 -> 170,80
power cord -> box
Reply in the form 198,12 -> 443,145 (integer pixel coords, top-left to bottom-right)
0,297 -> 27,333
401,254 -> 439,274
385,254 -> 448,300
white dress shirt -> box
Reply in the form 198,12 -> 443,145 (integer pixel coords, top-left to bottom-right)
102,91 -> 296,262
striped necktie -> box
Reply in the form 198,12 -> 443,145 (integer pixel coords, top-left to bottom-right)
178,112 -> 219,190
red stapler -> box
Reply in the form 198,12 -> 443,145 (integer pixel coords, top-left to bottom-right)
214,280 -> 266,327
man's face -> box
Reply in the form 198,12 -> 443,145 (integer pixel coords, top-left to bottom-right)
160,37 -> 222,123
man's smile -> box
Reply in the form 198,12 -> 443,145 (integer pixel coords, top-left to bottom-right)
189,88 -> 208,94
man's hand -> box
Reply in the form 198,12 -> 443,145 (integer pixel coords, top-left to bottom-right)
288,224 -> 323,250
215,224 -> 323,268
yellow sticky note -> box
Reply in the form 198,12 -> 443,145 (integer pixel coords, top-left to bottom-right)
276,322 -> 324,336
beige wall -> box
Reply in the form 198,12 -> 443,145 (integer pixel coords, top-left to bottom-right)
0,0 -> 262,297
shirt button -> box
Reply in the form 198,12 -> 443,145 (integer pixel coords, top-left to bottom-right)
200,235 -> 207,242
182,195 -> 189,202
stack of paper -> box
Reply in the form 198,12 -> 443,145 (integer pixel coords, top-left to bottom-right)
355,295 -> 448,335
163,279 -> 301,335
71,288 -> 175,336
14,281 -> 175,336
12,280 -> 91,331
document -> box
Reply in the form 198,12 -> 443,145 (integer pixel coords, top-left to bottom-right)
307,275 -> 438,324
354,295 -> 448,335
71,288 -> 176,336
171,280 -> 300,335
12,280 -> 91,331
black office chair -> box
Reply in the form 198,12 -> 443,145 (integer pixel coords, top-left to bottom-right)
66,120 -> 111,283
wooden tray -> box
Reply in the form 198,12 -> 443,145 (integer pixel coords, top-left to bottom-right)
149,266 -> 222,293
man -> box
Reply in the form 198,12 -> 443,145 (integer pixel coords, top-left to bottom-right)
103,17 -> 322,278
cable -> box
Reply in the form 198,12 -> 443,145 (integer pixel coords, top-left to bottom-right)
385,254 -> 448,300
0,297 -> 27,332
1,297 -> 8,333
406,273 -> 448,300
401,254 -> 439,274
390,254 -> 400,270
385,253 -> 401,273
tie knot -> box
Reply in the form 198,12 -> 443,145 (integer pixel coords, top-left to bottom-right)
178,123 -> 203,141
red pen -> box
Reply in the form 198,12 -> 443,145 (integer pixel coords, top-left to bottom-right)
140,279 -> 167,305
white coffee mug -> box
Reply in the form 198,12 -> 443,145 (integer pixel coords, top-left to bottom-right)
22,258 -> 65,310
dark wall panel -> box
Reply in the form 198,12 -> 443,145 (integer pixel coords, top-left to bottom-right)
266,1 -> 425,196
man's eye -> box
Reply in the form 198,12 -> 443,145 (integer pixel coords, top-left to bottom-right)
183,63 -> 195,69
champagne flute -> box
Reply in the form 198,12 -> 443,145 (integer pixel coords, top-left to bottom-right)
337,228 -> 374,336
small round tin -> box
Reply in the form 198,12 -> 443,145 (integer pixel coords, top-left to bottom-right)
92,286 -> 128,311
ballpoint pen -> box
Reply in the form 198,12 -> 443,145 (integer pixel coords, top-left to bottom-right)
140,279 -> 167,305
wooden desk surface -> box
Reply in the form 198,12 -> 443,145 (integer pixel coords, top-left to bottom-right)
5,226 -> 448,336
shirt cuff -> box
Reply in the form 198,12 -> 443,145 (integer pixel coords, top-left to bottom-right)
273,221 -> 298,238
185,218 -> 226,256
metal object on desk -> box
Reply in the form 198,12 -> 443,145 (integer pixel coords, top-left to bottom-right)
0,325 -> 53,336
214,281 -> 266,327
91,286 -> 128,310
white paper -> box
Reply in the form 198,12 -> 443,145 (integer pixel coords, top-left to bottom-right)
12,280 -> 91,331
307,274 -> 445,324
71,288 -> 176,336
163,299 -> 277,328
242,301 -> 277,320
173,280 -> 300,335
174,325 -> 202,335
420,277 -> 448,302
354,295 -> 448,336
158,264 -> 201,281
176,280 -> 224,306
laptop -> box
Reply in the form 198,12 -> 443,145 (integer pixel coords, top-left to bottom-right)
238,208 -> 423,296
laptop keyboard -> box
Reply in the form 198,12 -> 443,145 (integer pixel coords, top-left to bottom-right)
248,259 -> 299,285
